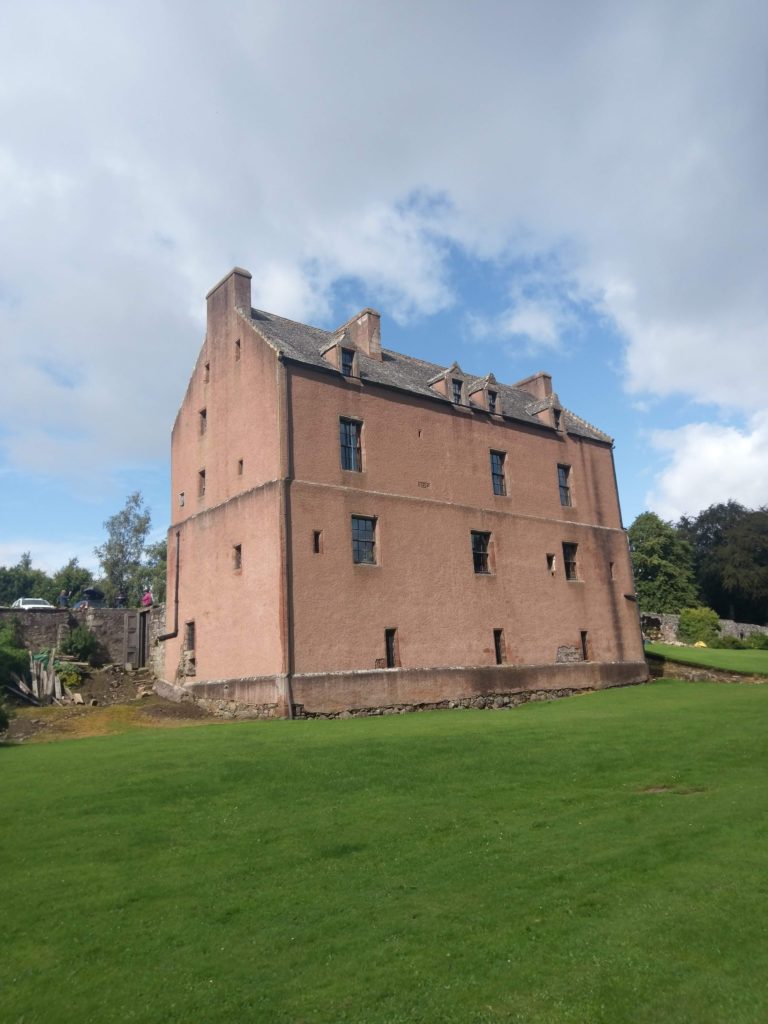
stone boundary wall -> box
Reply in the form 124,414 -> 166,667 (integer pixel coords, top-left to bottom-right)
0,605 -> 166,671
175,659 -> 649,719
646,653 -> 767,687
641,612 -> 768,644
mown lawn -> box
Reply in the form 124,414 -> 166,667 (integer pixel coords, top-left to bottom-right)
4,680 -> 768,1024
646,642 -> 768,675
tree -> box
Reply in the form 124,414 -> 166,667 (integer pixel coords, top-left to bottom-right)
628,512 -> 699,613
51,558 -> 92,606
0,553 -> 53,607
143,539 -> 167,604
711,510 -> 768,624
94,492 -> 152,607
678,501 -> 749,617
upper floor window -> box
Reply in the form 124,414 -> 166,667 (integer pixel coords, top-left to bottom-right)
553,408 -> 562,430
488,390 -> 498,414
233,544 -> 242,571
234,339 -> 241,361
340,417 -> 363,472
198,469 -> 206,497
471,531 -> 492,574
452,378 -> 463,404
199,408 -> 207,435
490,450 -> 506,496
558,464 -> 572,506
352,515 -> 376,564
341,348 -> 355,376
562,542 -> 578,581
203,362 -> 210,383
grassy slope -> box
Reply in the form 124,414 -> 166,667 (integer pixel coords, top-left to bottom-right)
647,642 -> 768,675
3,681 -> 768,1024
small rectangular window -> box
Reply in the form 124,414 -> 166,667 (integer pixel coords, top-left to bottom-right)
178,491 -> 185,508
352,515 -> 376,564
580,630 -> 590,661
234,339 -> 241,361
233,544 -> 242,570
199,408 -> 207,435
493,628 -> 505,665
313,530 -> 322,554
488,390 -> 497,414
340,418 -> 363,472
452,379 -> 463,404
553,409 -> 562,430
546,553 -> 555,574
490,450 -> 506,496
203,362 -> 210,383
558,464 -> 572,506
198,469 -> 206,497
563,542 -> 578,581
185,621 -> 196,650
385,628 -> 399,668
237,458 -> 244,475
609,561 -> 615,580
341,348 -> 355,376
471,531 -> 491,574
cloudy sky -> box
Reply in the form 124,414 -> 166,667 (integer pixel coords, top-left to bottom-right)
1,0 -> 766,574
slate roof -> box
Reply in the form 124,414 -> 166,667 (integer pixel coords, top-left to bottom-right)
245,308 -> 612,444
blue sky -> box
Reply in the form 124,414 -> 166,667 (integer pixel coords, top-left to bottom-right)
1,0 -> 766,575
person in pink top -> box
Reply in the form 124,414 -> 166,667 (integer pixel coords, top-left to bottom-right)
141,588 -> 153,607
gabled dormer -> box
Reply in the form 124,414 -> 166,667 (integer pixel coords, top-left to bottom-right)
525,392 -> 565,432
428,362 -> 470,405
468,373 -> 501,415
321,334 -> 360,377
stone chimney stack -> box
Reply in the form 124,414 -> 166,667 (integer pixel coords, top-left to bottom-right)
206,267 -> 252,324
343,308 -> 382,360
511,370 -> 552,401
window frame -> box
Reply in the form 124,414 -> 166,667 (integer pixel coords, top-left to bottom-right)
471,530 -> 492,574
493,628 -> 506,665
233,544 -> 242,571
562,542 -> 578,581
557,464 -> 572,507
351,515 -> 377,565
487,390 -> 498,414
339,417 -> 363,472
341,347 -> 355,377
490,450 -> 507,496
385,627 -> 399,668
452,378 -> 463,404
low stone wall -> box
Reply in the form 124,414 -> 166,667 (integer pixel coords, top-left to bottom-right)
641,612 -> 768,643
177,660 -> 649,719
646,654 -> 767,686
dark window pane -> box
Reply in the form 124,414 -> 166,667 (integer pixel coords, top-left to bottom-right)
472,531 -> 491,573
340,418 -> 362,471
341,348 -> 354,376
558,464 -> 572,506
352,516 -> 376,564
385,628 -> 398,668
562,542 -> 578,580
490,451 -> 506,496
493,628 -> 505,665
452,379 -> 462,404
488,391 -> 497,414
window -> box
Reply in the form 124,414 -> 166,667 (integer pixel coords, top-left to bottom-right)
471,531 -> 491,574
557,464 -> 572,506
198,469 -> 206,497
562,542 -> 578,581
340,418 -> 363,472
178,491 -> 185,508
233,544 -> 242,570
352,516 -> 376,564
452,378 -> 463,404
185,621 -> 196,650
546,552 -> 556,574
488,390 -> 497,414
490,450 -> 506,496
237,458 -> 244,476
385,628 -> 399,668
553,408 -> 562,430
234,339 -> 241,361
493,628 -> 506,665
203,362 -> 210,383
199,408 -> 207,435
609,561 -> 615,580
580,630 -> 590,661
313,530 -> 322,554
341,347 -> 355,376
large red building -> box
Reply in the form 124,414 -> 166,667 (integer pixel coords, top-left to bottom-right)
161,268 -> 647,717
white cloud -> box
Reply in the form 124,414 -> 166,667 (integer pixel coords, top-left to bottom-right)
0,0 -> 766,489
646,412 -> 768,520
0,539 -> 100,576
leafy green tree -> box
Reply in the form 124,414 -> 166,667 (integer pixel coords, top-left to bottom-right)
711,510 -> 768,624
0,553 -> 53,607
143,540 -> 167,604
628,512 -> 699,613
51,558 -> 92,607
678,502 -> 749,618
678,606 -> 720,645
94,492 -> 152,607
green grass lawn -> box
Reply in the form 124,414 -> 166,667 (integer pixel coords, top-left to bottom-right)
4,680 -> 768,1023
646,642 -> 768,675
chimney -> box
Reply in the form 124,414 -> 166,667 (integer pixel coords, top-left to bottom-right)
340,308 -> 382,360
511,370 -> 552,401
205,267 -> 252,323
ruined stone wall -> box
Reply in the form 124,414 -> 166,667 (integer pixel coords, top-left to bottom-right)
641,612 -> 768,643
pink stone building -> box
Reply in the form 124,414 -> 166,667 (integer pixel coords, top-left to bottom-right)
161,267 -> 647,717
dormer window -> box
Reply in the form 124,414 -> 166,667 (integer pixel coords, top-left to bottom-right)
341,348 -> 355,376
488,390 -> 497,414
452,379 -> 463,404
553,408 -> 562,430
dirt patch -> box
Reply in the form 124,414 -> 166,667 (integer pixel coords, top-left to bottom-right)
640,785 -> 708,796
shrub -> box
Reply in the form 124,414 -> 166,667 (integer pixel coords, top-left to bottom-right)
0,620 -> 28,687
710,635 -> 747,650
746,633 -> 768,650
59,625 -> 100,665
678,607 -> 720,645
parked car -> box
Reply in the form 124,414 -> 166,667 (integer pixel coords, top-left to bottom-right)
11,597 -> 55,609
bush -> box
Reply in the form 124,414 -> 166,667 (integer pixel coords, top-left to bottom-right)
746,633 -> 768,650
0,620 -> 28,687
678,607 -> 720,645
59,625 -> 100,665
710,635 -> 748,650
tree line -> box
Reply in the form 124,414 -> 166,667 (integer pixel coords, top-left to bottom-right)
628,501 -> 768,624
0,492 -> 166,609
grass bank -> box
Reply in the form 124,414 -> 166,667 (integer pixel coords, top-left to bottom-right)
4,680 -> 768,1023
646,642 -> 768,675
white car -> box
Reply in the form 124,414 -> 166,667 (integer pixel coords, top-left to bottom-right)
11,597 -> 55,609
